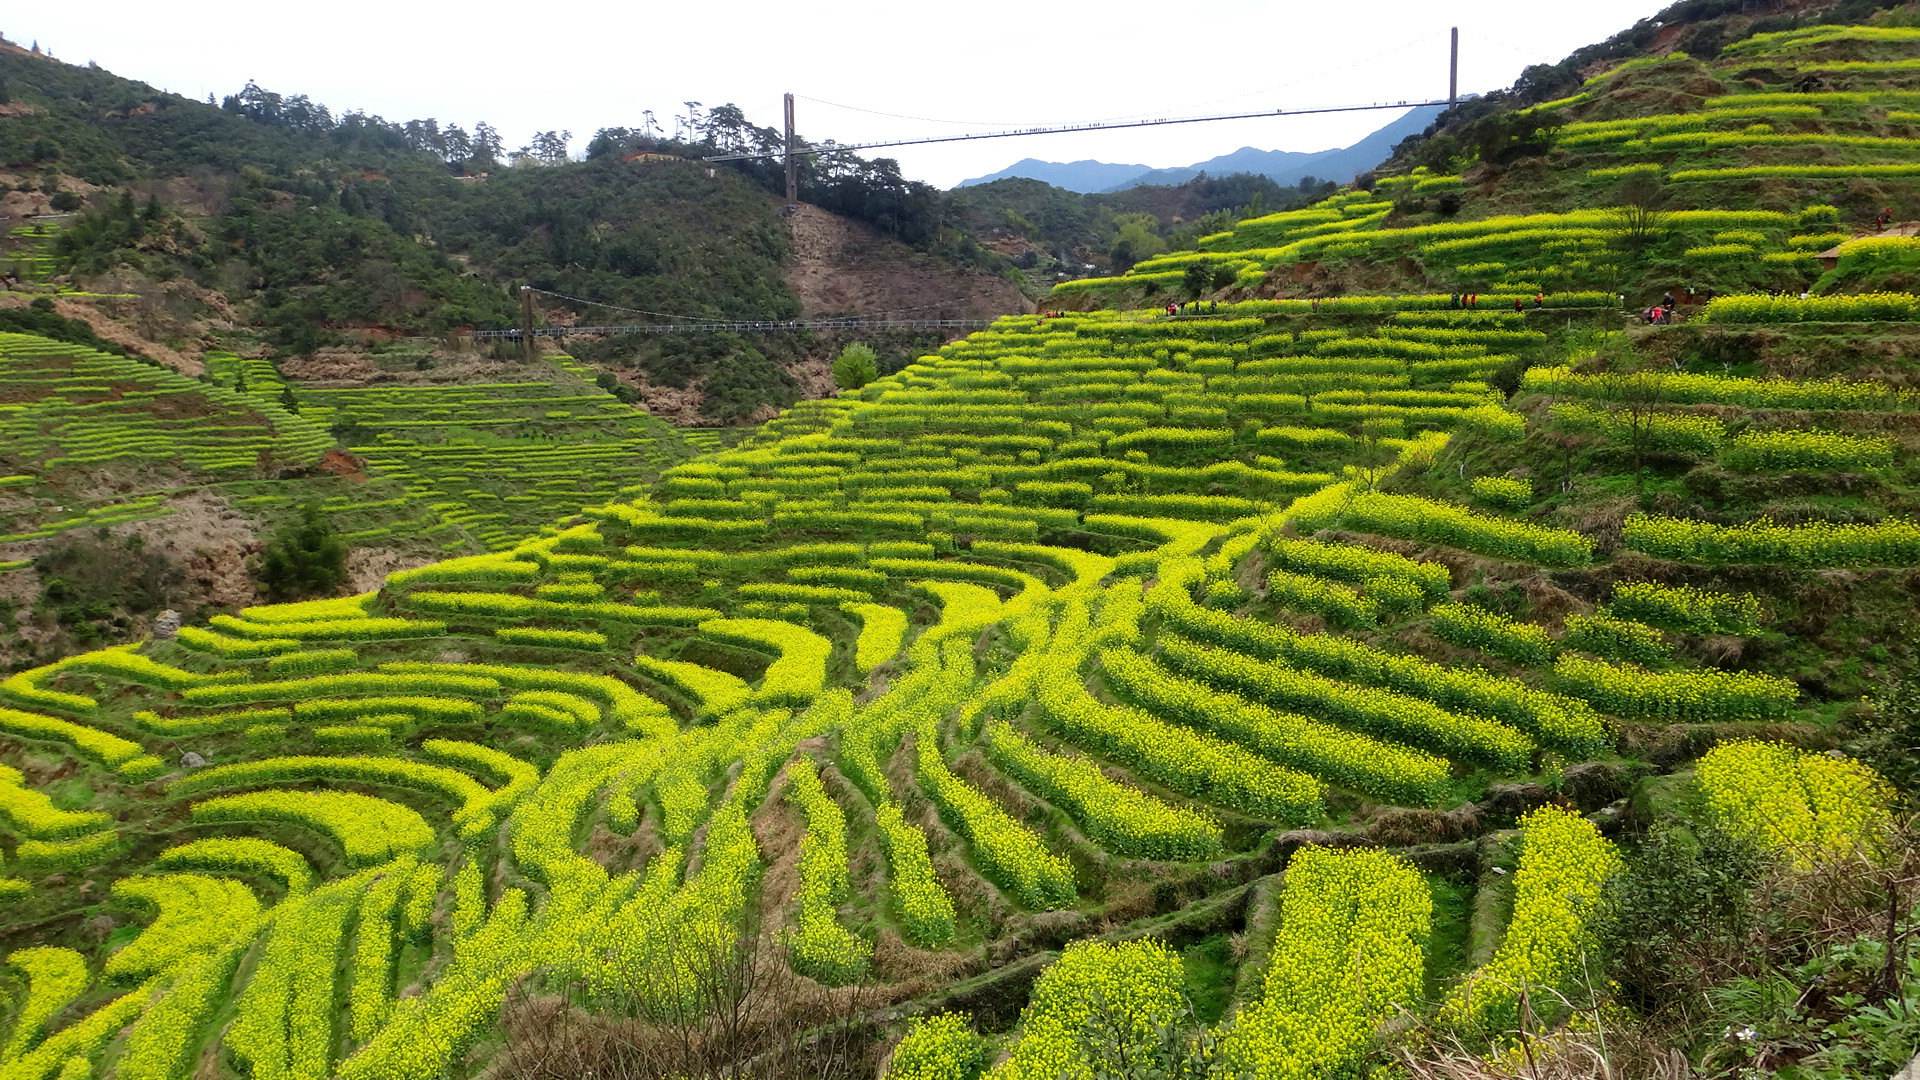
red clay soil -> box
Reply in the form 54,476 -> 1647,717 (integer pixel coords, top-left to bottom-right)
315,449 -> 366,481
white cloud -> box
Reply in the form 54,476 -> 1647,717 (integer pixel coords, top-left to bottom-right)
11,0 -> 1668,187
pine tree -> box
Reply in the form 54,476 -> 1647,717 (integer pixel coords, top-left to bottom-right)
259,503 -> 348,600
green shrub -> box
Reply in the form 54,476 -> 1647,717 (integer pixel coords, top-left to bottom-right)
258,503 -> 348,601
1441,806 -> 1622,1033
832,342 -> 879,391
1292,487 -> 1593,566
1623,514 -> 1920,567
984,721 -> 1221,860
1553,654 -> 1797,721
1216,847 -> 1431,1076
1702,292 -> 1920,323
1720,429 -> 1896,471
1266,536 -> 1450,599
1266,567 -> 1378,628
991,940 -> 1194,1077
1546,403 -> 1727,458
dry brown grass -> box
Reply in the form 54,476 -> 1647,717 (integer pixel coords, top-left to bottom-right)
1393,1025 -> 1695,1080
495,922 -> 885,1080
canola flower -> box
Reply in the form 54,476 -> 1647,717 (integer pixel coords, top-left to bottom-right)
1442,806 -> 1622,1035
884,1013 -> 989,1080
988,940 -> 1192,1080
1216,847 -> 1431,1078
1696,740 -> 1895,869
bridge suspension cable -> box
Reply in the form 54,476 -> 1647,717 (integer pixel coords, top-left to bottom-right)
520,285 -> 707,321
704,28 -> 1467,209
702,95 -> 1466,164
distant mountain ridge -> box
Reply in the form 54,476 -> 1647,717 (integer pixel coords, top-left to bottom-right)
955,105 -> 1445,193
956,157 -> 1156,193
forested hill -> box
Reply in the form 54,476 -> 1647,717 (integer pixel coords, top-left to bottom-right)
0,44 -> 1038,421
951,172 -> 1340,283
0,40 -> 1398,415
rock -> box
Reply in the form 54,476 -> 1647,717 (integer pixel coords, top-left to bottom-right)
180,751 -> 208,769
1366,805 -> 1480,846
348,547 -> 434,595
1590,799 -> 1632,836
1273,828 -> 1350,851
1399,841 -> 1480,877
1560,762 -> 1631,811
152,609 -> 181,639
1023,910 -> 1086,944
1481,782 -> 1552,823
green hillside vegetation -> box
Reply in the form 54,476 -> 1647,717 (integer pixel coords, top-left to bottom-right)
1051,6 -> 1920,308
3,3 -> 1920,1079
952,172 -> 1339,281
0,52 -> 1023,421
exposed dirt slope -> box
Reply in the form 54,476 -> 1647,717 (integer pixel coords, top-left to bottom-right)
783,202 -> 1029,319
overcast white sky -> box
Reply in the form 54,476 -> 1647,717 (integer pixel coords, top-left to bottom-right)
9,1 -> 1668,187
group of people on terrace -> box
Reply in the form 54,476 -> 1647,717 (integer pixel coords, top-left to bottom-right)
1164,299 -> 1219,317
1448,292 -> 1547,310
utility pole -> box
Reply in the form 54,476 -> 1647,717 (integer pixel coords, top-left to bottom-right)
1449,27 -> 1459,105
783,92 -> 798,207
519,285 -> 534,362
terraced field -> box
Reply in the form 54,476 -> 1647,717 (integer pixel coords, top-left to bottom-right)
1,220 -> 135,302
1058,25 -> 1920,304
0,335 -> 331,557
3,221 -> 62,294
0,287 -> 1904,1075
219,354 -> 699,553
1,343 -> 703,582
1,12 -> 1915,1080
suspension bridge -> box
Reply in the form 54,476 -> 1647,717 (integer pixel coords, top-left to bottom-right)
469,316 -> 1002,341
726,28 -> 1466,202
491,29 -> 1471,350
